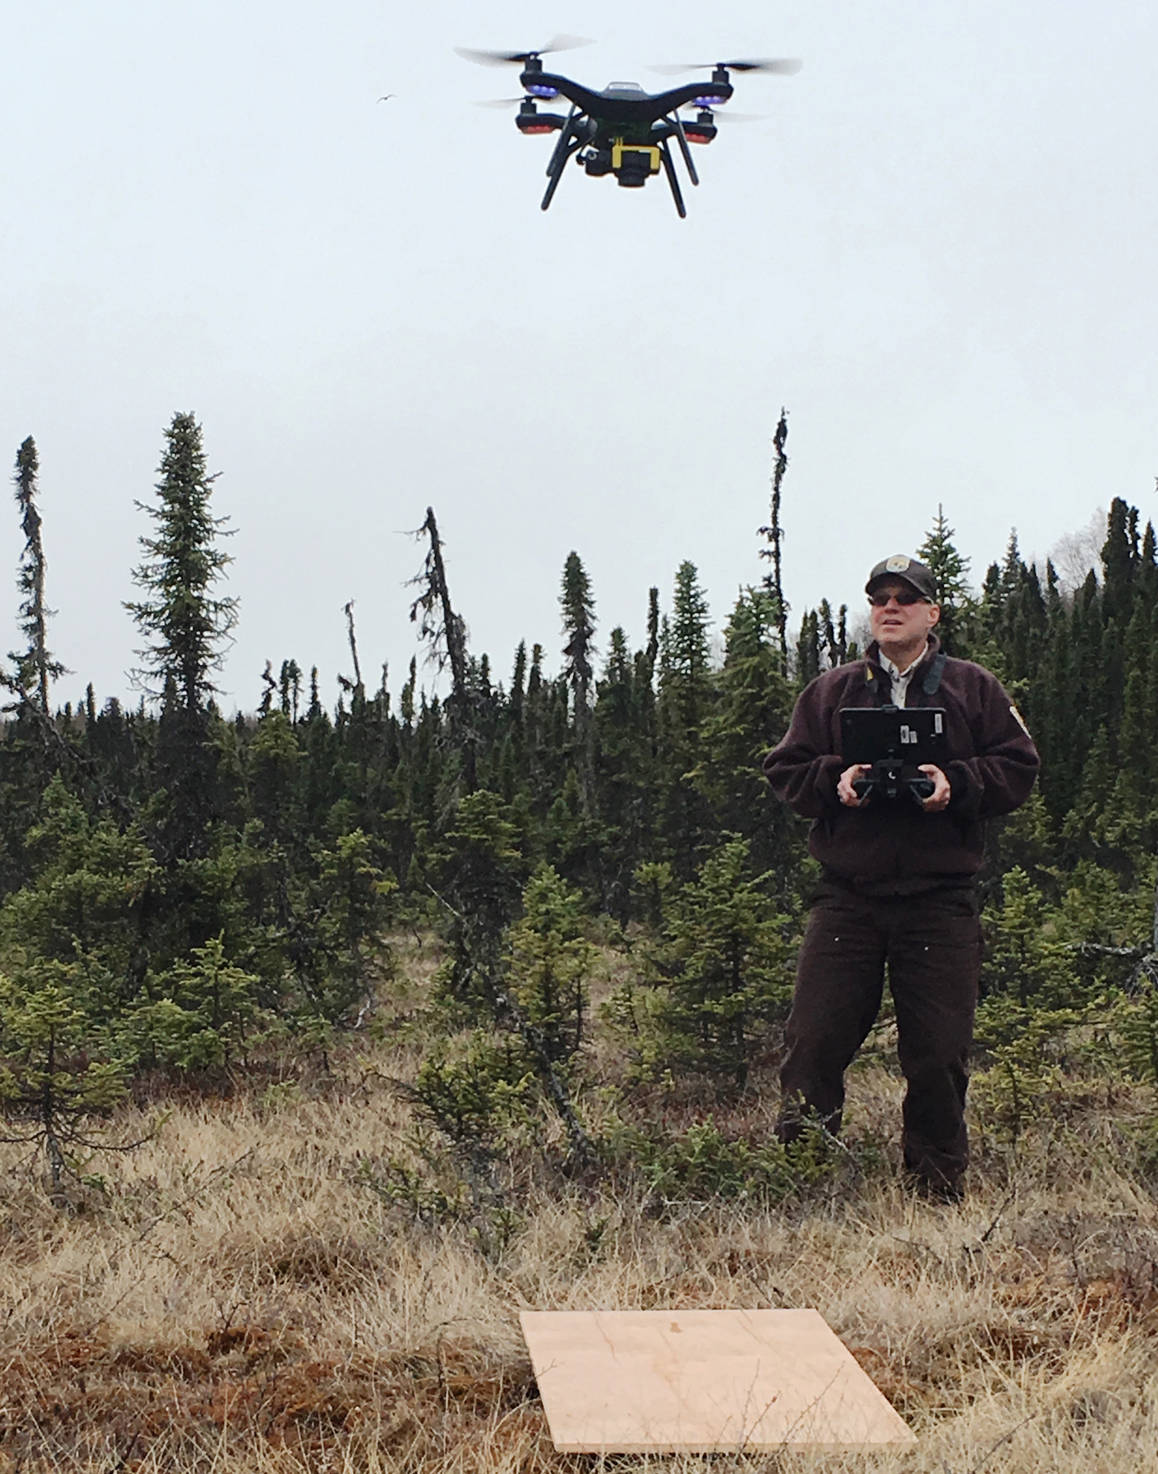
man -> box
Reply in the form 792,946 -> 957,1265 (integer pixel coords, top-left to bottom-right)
763,554 -> 1040,1200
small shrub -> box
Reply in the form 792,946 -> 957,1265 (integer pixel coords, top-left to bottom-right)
610,1118 -> 839,1206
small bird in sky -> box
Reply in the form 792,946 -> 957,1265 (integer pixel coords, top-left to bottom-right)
377,93 -> 395,102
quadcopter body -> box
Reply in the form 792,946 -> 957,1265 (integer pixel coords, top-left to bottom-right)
460,44 -> 799,217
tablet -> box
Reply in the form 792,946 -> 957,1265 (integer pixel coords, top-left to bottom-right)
839,707 -> 947,766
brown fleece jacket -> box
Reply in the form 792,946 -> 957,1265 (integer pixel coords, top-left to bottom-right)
763,637 -> 1040,894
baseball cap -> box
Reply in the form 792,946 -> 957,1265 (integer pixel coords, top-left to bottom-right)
865,555 -> 937,601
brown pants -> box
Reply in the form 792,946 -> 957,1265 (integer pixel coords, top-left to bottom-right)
777,881 -> 982,1188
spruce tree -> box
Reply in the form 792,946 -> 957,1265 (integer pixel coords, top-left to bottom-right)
507,863 -> 593,1063
917,505 -> 972,654
645,837 -> 792,1091
10,437 -> 65,715
125,413 -> 237,858
126,413 -> 237,713
593,627 -> 657,917
758,408 -> 790,674
656,562 -> 715,876
794,610 -> 821,684
559,551 -> 597,812
1100,497 -> 1136,626
692,588 -> 796,886
1,438 -> 69,882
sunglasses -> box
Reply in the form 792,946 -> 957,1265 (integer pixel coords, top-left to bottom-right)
868,589 -> 926,607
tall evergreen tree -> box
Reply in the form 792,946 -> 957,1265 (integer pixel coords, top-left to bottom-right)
917,504 -> 972,654
125,412 -> 238,858
1,438 -> 70,882
692,588 -> 797,891
656,562 -> 715,876
758,408 -> 790,674
593,627 -> 654,916
794,610 -> 821,684
559,551 -> 597,812
1100,497 -> 1135,625
126,413 -> 237,713
644,585 -> 660,672
9,437 -> 64,715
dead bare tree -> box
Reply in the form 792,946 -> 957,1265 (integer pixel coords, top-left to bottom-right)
343,599 -> 364,699
408,506 -> 475,788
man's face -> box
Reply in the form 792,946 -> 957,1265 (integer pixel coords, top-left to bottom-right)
868,581 -> 940,650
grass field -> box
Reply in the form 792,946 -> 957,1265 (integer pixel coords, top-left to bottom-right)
3,937 -> 1158,1472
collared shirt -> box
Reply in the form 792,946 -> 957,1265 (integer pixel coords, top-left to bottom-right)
879,642 -> 931,708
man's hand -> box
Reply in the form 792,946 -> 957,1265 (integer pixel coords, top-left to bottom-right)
918,764 -> 951,812
837,763 -> 871,807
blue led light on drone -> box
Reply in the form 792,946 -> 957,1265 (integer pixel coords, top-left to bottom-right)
527,84 -> 559,98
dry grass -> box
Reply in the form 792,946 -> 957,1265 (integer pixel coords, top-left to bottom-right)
3,944 -> 1158,1471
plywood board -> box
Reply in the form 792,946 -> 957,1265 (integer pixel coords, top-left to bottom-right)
520,1308 -> 915,1453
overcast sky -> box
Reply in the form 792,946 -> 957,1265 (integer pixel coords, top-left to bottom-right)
3,1 -> 1155,710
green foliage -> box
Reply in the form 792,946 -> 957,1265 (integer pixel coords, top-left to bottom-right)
656,561 -> 715,876
430,789 -> 527,1013
5,435 -> 1158,1175
132,936 -> 271,1071
124,414 -> 238,862
399,858 -> 600,1227
559,550 -> 596,803
0,776 -> 157,1004
246,709 -> 304,844
632,860 -> 674,931
917,504 -> 973,653
8,434 -> 66,715
0,958 -> 130,1186
303,829 -> 396,1021
971,998 -> 1085,1147
126,412 -> 237,712
506,864 -> 593,1064
592,626 -> 658,918
408,1032 -> 536,1157
625,839 -> 794,1090
616,1119 -> 837,1205
1108,991 -> 1158,1086
690,588 -> 796,880
981,867 -> 1074,1007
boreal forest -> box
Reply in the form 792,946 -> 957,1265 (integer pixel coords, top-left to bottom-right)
2,410 -> 1157,1198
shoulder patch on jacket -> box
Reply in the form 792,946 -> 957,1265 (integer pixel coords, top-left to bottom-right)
1010,703 -> 1031,737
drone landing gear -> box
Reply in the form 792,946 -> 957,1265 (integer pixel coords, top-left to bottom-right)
541,106 -> 588,211
656,113 -> 701,218
534,112 -> 707,219
659,142 -> 686,218
666,113 -> 700,187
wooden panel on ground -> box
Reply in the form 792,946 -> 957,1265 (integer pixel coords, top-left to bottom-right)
520,1308 -> 915,1453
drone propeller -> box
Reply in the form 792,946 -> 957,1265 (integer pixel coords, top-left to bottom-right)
455,36 -> 592,67
678,103 -> 766,121
651,57 -> 802,76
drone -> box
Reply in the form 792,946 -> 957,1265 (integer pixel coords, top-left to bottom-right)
458,39 -> 800,217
